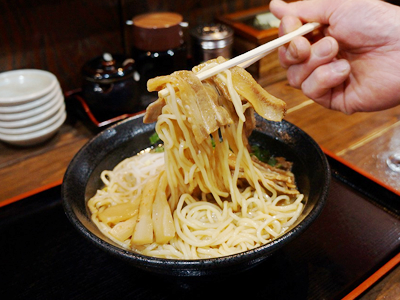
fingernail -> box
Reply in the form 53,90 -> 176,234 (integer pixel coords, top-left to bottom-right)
281,22 -> 289,35
288,42 -> 299,59
332,60 -> 350,74
314,39 -> 333,57
282,21 -> 294,35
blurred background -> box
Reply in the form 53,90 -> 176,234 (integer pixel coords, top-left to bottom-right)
0,0 -> 268,92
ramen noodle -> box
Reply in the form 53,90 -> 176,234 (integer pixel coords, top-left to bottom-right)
87,57 -> 304,259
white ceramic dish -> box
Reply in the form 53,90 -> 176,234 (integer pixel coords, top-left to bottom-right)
0,69 -> 58,105
0,110 -> 66,146
0,96 -> 64,128
0,105 -> 65,135
0,90 -> 63,121
0,83 -> 61,113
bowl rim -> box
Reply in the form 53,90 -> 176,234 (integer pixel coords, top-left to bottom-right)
0,83 -> 60,113
0,105 -> 66,142
0,101 -> 65,135
0,94 -> 64,128
0,69 -> 58,105
62,114 -> 331,269
0,89 -> 63,121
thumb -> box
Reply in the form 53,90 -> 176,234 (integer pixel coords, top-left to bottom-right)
270,0 -> 336,25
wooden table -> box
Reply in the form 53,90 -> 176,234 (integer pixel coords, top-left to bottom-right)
266,79 -> 400,195
1,78 -> 400,205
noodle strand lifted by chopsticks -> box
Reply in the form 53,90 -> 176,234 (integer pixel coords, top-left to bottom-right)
87,57 -> 304,259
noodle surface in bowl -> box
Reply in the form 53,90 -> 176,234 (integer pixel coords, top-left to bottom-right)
86,57 -> 306,259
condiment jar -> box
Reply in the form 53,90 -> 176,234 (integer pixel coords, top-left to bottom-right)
130,12 -> 188,105
191,23 -> 234,65
81,53 -> 139,122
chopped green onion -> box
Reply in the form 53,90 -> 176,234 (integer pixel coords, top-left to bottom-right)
251,145 -> 270,163
211,137 -> 216,148
149,132 -> 160,144
251,145 -> 278,167
154,145 -> 165,152
268,157 -> 277,166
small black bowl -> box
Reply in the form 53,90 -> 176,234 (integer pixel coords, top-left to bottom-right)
62,113 -> 330,276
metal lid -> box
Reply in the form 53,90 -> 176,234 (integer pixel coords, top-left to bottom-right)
191,23 -> 234,50
132,12 -> 183,52
82,53 -> 135,83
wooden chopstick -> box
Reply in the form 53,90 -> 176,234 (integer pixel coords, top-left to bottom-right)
237,50 -> 273,69
158,22 -> 320,98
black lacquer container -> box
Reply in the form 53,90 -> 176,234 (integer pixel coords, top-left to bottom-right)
81,53 -> 139,122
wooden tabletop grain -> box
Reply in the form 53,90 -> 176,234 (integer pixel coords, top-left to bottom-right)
1,78 -> 400,205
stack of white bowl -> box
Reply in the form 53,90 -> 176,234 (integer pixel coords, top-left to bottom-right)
0,69 -> 66,146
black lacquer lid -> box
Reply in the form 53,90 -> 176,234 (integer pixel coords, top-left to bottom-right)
82,53 -> 135,83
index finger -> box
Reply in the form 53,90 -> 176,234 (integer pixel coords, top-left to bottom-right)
270,0 -> 335,24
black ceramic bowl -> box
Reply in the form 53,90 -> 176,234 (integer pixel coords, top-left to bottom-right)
62,113 -> 330,276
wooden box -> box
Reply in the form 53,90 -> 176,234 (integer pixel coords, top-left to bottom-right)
217,5 -> 286,85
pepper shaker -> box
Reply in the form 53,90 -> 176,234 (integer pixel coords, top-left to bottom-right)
190,23 -> 234,65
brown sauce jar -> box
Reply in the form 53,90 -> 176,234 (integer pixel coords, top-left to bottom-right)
131,12 -> 188,106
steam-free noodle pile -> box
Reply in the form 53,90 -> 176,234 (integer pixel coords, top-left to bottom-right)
88,57 -> 304,259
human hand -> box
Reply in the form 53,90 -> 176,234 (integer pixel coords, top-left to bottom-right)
269,0 -> 400,114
